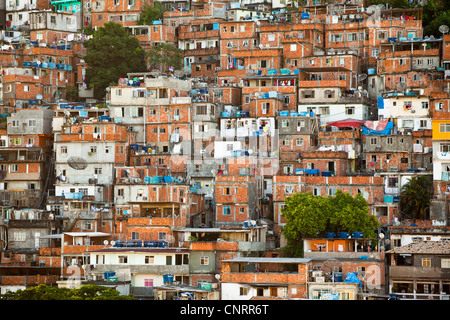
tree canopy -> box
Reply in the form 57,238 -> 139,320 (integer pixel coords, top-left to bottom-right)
0,284 -> 134,300
137,2 -> 166,25
399,175 -> 432,221
281,190 -> 380,256
147,43 -> 183,72
83,22 -> 148,100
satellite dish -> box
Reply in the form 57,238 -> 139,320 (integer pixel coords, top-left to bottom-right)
259,44 -> 263,50
439,25 -> 449,35
103,240 -> 109,245
379,233 -> 385,239
67,156 -> 88,170
215,274 -> 221,280
111,240 -> 116,246
357,73 -> 367,82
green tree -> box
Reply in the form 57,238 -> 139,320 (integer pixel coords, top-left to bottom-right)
137,2 -> 166,25
83,22 -> 147,100
281,191 -> 380,256
0,284 -> 134,300
147,43 -> 183,71
399,175 -> 432,221
328,190 -> 379,238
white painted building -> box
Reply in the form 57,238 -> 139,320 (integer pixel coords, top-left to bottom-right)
86,247 -> 190,288
298,103 -> 371,126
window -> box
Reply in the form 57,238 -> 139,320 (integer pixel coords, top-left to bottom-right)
60,146 -> 67,154
239,207 -> 245,214
422,258 -> 431,267
118,256 -> 128,264
131,232 -> 139,240
442,259 -> 450,268
282,138 -> 290,146
159,232 -> 166,241
223,206 -> 231,215
240,287 -> 248,296
377,31 -> 388,39
440,144 -> 450,153
296,138 -> 304,146
285,185 -> 294,194
387,137 -> 393,145
224,187 -> 230,195
94,167 -> 102,175
328,188 -> 336,196
372,49 -> 380,58
10,164 -> 18,172
388,177 -> 398,188
422,101 -> 429,109
345,106 -> 355,115
281,120 -> 289,128
440,123 -> 450,133
14,231 -> 26,241
257,60 -> 268,68
28,120 -> 36,127
144,279 -> 153,287
200,256 -> 209,265
347,33 -> 357,41
89,146 -> 97,154
370,137 -> 378,145
145,256 -> 155,264
166,256 -> 172,265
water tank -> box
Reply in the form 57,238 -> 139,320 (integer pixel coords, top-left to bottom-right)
338,232 -> 349,239
334,272 -> 343,282
104,271 -> 116,280
352,231 -> 363,239
163,274 -> 174,283
325,232 -> 335,239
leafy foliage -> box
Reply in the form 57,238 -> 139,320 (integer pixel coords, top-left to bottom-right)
137,2 -> 166,25
147,43 -> 183,71
399,175 -> 432,220
0,284 -> 134,300
83,22 -> 147,100
281,190 -> 380,255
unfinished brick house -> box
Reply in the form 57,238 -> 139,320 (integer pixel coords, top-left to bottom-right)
83,0 -> 149,28
53,117 -> 133,234
2,109 -> 53,208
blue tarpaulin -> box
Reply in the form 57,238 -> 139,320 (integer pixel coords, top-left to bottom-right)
377,97 -> 384,109
362,121 -> 393,135
344,272 -> 362,287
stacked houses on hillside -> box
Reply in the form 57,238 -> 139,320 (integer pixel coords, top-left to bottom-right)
0,0 -> 449,300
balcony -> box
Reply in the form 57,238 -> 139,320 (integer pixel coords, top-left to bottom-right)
298,79 -> 347,88
389,265 -> 450,280
178,29 -> 219,40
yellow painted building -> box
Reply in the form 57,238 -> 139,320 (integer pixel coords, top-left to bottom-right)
432,119 -> 450,140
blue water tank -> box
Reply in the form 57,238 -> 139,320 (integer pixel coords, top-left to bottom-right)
338,232 -> 349,239
325,232 -> 335,239
352,231 -> 363,239
163,274 -> 174,283
334,272 -> 343,282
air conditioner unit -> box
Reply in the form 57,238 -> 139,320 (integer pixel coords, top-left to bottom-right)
315,276 -> 325,283
312,271 -> 323,277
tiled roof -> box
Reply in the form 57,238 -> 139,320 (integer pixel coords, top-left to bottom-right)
387,241 -> 450,255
